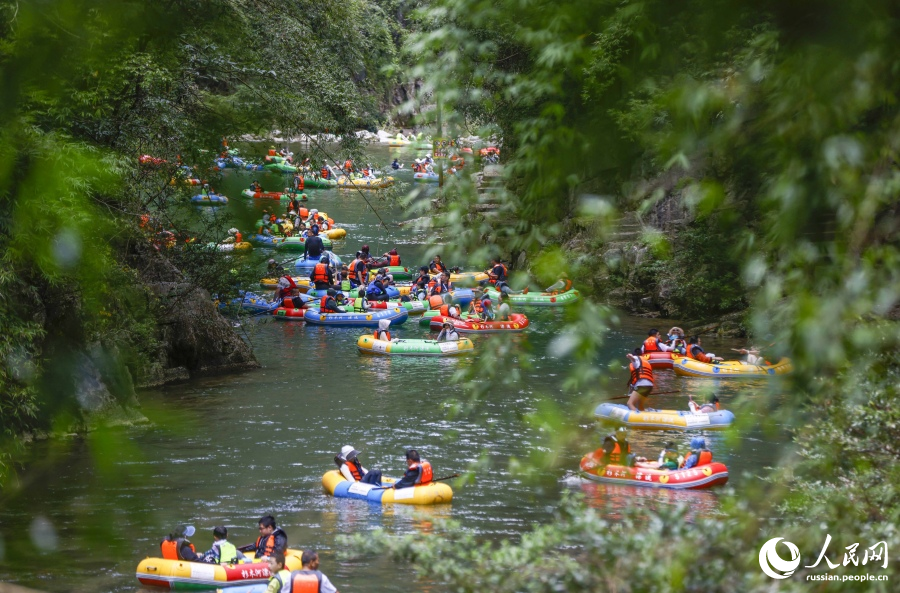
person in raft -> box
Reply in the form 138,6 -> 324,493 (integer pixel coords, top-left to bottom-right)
666,327 -> 687,355
201,526 -> 246,564
686,336 -> 723,363
543,273 -> 573,294
436,320 -> 460,342
626,348 -> 654,411
160,524 -> 202,561
390,449 -> 433,489
682,437 -> 714,468
238,515 -> 288,560
292,550 -> 340,593
737,346 -> 765,365
336,445 -> 383,485
688,394 -> 721,414
428,254 -> 449,275
495,292 -> 512,321
598,428 -> 632,466
635,442 -> 683,470
264,552 -> 292,593
373,318 -> 394,341
641,328 -> 674,354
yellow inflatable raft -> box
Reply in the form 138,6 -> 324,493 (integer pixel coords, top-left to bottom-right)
336,176 -> 395,189
322,228 -> 347,240
672,357 -> 793,378
322,470 -> 452,505
136,550 -> 303,589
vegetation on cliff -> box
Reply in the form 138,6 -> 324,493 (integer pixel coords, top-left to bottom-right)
0,0 -> 401,473
346,0 -> 900,589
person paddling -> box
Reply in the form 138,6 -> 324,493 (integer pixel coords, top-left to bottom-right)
390,449 -> 433,489
625,348 -> 654,411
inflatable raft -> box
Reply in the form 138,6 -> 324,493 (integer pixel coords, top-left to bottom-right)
593,403 -> 735,431
337,176 -> 394,189
274,305 -> 308,320
241,189 -> 286,200
673,357 -> 793,378
219,292 -> 280,314
579,450 -> 729,490
300,176 -> 337,189
303,306 -> 408,327
483,286 -> 580,307
413,172 -> 440,182
306,286 -> 401,301
442,271 -> 489,287
322,470 -> 452,505
357,335 -> 474,356
321,228 -> 347,240
294,252 -> 342,274
368,266 -> 412,281
419,310 -> 476,326
274,235 -> 333,251
136,550 -> 304,589
207,241 -> 252,253
263,162 -> 297,173
646,352 -> 676,369
429,313 -> 529,333
191,194 -> 228,205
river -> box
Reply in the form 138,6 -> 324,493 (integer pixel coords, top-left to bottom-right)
0,143 -> 790,593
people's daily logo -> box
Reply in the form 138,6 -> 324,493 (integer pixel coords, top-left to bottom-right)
758,534 -> 888,582
759,538 -> 801,579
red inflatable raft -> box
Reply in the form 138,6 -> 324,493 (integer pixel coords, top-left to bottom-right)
579,449 -> 728,490
428,313 -> 529,333
646,352 -> 675,369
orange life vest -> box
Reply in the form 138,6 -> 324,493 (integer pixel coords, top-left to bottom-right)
320,167 -> 329,178
319,296 -> 337,313
312,264 -> 329,284
428,295 -> 444,310
161,538 -> 195,560
294,176 -> 304,190
410,460 -> 433,484
343,159 -> 353,171
255,534 -> 277,557
439,304 -> 450,316
629,356 -> 654,386
376,330 -> 391,341
291,571 -> 322,593
688,345 -> 712,363
471,300 -> 484,314
601,438 -> 630,464
642,336 -> 660,353
345,459 -> 364,481
696,450 -> 713,466
268,149 -> 277,156
490,263 -> 508,283
299,207 -> 309,219
235,231 -> 242,243
388,255 -> 400,266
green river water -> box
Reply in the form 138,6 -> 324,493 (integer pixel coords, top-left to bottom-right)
0,143 -> 789,592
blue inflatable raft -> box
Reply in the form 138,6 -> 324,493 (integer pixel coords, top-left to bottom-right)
191,193 -> 228,205
593,403 -> 735,431
303,306 -> 408,327
294,252 -> 342,274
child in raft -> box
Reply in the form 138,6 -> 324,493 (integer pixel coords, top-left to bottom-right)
635,442 -> 683,470
688,394 -> 721,414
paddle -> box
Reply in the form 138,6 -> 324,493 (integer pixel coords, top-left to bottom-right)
604,390 -> 682,401
372,473 -> 461,490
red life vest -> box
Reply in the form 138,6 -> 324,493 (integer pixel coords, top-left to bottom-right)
320,167 -> 329,178
312,264 -> 329,284
642,337 -> 660,353
629,355 -> 654,386
343,159 -> 353,171
388,255 -> 400,266
472,300 -> 484,314
295,176 -> 304,190
235,231 -> 243,243
268,149 -> 277,156
291,571 -> 322,593
411,460 -> 433,484
161,538 -> 195,560
696,450 -> 713,466
428,295 -> 444,310
376,330 -> 391,341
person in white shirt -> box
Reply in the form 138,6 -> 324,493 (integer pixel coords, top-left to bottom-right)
336,445 -> 382,485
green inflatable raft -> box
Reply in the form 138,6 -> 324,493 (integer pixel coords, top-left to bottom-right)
483,286 -> 580,306
275,236 -> 333,251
